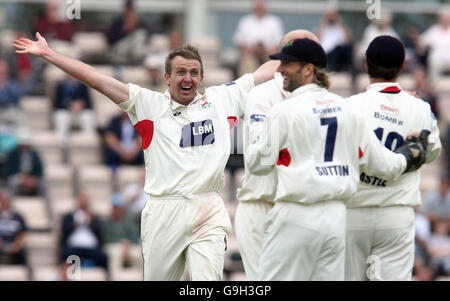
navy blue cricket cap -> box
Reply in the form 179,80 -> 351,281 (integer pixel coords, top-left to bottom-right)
269,38 -> 327,68
366,35 -> 405,68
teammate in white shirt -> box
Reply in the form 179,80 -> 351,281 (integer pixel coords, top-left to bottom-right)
246,38 -> 430,280
235,29 -> 320,281
13,33 -> 279,280
344,35 -> 442,281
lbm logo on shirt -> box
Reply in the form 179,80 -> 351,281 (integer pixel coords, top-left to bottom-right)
179,119 -> 215,148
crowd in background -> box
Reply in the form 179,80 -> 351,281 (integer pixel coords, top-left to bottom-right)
0,0 -> 449,281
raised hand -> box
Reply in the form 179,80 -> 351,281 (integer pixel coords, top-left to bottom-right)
13,32 -> 49,57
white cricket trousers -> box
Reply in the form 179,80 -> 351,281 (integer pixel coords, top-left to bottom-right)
259,201 -> 346,281
234,200 -> 274,281
345,206 -> 415,281
54,110 -> 95,143
140,192 -> 231,281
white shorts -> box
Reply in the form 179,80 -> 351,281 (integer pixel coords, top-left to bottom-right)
259,200 -> 346,281
140,192 -> 231,281
234,200 -> 274,281
345,206 -> 415,281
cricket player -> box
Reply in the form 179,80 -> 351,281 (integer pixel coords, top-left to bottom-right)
344,36 -> 442,281
13,33 -> 278,280
246,38 -> 429,280
235,29 -> 320,281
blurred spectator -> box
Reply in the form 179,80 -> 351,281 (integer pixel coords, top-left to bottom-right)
5,129 -> 44,197
0,127 -> 17,183
412,257 -> 435,281
427,219 -> 450,276
53,75 -> 95,143
143,55 -> 166,92
168,30 -> 183,52
232,0 -> 284,76
101,194 -> 142,277
104,111 -> 144,171
423,176 -> 450,224
106,0 -> 148,64
48,261 -> 71,281
34,0 -> 75,42
416,207 -> 432,243
445,124 -> 450,179
415,207 -> 432,265
60,191 -> 107,269
357,9 -> 398,68
419,10 -> 450,89
0,59 -> 25,129
122,168 -> 147,228
316,10 -> 354,72
413,68 -> 440,120
5,32 -> 46,96
403,27 -> 427,72
0,190 -> 27,265
142,30 -> 182,90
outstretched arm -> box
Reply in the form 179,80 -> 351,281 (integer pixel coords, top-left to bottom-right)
252,60 -> 279,86
13,32 -> 128,105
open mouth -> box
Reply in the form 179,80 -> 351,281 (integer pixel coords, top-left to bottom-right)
181,85 -> 192,92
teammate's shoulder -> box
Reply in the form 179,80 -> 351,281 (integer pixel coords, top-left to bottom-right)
326,90 -> 345,101
399,90 -> 428,104
253,78 -> 279,92
344,90 -> 368,102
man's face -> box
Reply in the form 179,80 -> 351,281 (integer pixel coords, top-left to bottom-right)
440,13 -> 450,29
77,192 -> 89,210
277,60 -> 305,92
165,56 -> 203,105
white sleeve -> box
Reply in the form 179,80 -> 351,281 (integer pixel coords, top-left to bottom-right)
117,83 -> 142,124
424,105 -> 442,164
117,83 -> 162,125
243,90 -> 272,167
358,116 -> 407,180
215,73 -> 255,119
247,105 -> 289,175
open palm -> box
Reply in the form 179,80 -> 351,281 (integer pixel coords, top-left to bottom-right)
13,32 -> 49,57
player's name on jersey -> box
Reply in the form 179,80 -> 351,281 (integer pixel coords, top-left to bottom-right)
374,112 -> 404,126
360,172 -> 387,187
316,165 -> 349,176
312,106 -> 342,114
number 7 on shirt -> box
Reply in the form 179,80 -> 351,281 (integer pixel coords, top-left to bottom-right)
320,117 -> 337,162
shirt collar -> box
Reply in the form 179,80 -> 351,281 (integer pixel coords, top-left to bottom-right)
288,83 -> 323,99
165,89 -> 207,110
366,82 -> 402,94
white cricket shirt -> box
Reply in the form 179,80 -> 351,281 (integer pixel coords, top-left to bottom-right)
247,83 -> 407,205
237,73 -> 288,203
345,82 -> 441,208
118,74 -> 255,198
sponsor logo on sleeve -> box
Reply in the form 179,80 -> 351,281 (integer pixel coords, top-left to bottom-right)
250,114 -> 267,123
